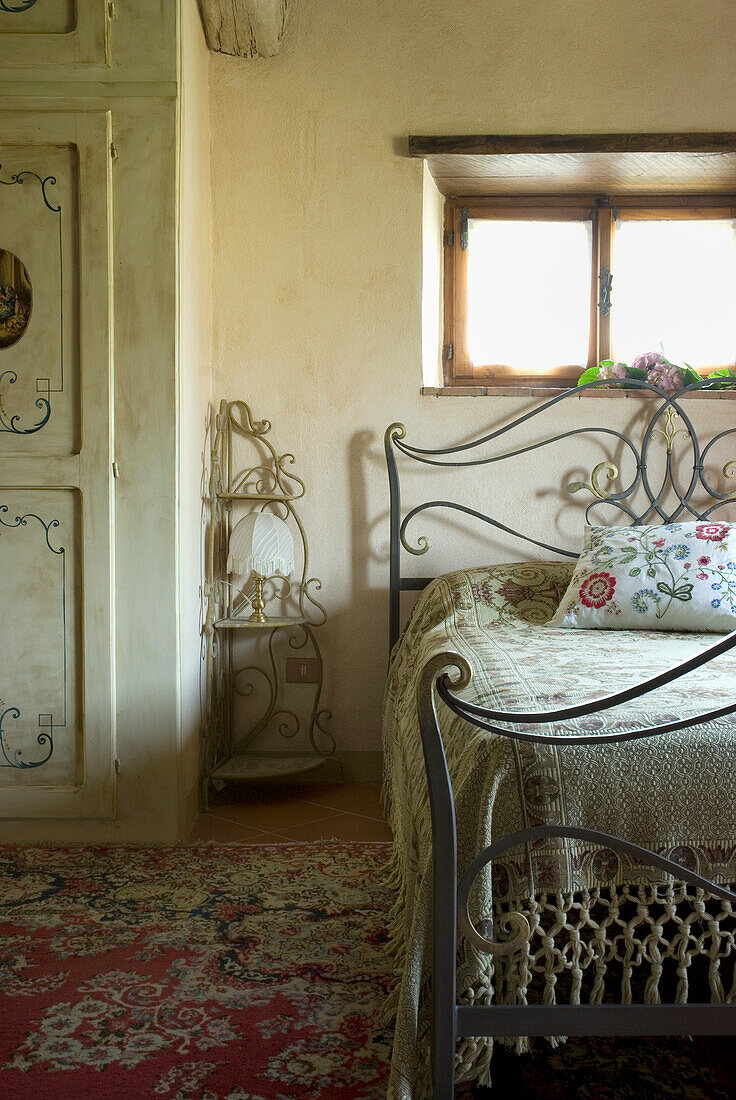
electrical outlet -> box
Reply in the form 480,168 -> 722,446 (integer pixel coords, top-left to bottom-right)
285,657 -> 321,683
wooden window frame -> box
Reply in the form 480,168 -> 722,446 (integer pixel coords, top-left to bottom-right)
443,194 -> 736,389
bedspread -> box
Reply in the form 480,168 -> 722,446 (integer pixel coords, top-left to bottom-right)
383,562 -> 736,1099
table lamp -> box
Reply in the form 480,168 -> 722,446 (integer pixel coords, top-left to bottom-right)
227,512 -> 296,622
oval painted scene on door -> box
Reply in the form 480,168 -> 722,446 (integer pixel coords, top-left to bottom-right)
0,249 -> 32,350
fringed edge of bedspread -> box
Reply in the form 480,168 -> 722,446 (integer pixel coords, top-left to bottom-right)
382,868 -> 736,1099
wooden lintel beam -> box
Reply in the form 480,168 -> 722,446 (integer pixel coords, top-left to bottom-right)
408,133 -> 736,157
196,0 -> 287,59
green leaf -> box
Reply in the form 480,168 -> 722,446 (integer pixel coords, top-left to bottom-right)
656,581 -> 674,596
626,367 -> 647,380
682,366 -> 701,386
629,567 -> 641,576
648,567 -> 657,578
599,359 -> 615,367
705,367 -> 736,390
577,366 -> 602,387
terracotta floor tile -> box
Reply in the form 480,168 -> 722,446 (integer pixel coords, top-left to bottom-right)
298,783 -> 385,821
208,799 -> 342,832
187,815 -> 273,844
272,812 -> 393,843
207,781 -> 304,806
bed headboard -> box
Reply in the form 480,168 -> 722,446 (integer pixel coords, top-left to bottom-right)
384,379 -> 736,650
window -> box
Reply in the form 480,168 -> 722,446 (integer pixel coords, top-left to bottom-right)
411,133 -> 736,392
444,195 -> 736,388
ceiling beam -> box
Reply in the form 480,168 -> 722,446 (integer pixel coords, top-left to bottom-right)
408,133 -> 736,157
196,0 -> 287,59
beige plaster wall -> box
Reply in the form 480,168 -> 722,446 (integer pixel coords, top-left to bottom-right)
209,0 -> 736,755
178,0 -> 212,836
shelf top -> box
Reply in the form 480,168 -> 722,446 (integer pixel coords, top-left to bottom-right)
209,753 -> 326,780
215,492 -> 300,503
214,615 -> 308,629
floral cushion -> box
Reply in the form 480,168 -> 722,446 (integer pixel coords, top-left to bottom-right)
548,521 -> 736,631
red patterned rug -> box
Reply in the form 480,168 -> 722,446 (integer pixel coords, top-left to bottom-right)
0,842 -> 393,1099
4,842 -> 736,1100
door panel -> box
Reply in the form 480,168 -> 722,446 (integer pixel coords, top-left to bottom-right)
0,0 -> 75,35
0,488 -> 81,786
0,0 -> 107,69
0,1 -> 176,83
0,143 -> 79,454
0,110 -> 114,819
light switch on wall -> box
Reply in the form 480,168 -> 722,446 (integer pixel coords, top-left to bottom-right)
285,657 -> 322,683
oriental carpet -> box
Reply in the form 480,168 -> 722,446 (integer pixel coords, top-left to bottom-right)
1,841 -> 735,1099
0,842 -> 393,1099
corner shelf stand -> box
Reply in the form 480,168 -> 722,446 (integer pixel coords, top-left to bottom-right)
202,399 -> 338,801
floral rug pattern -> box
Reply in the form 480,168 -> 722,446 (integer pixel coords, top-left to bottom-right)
3,841 -> 736,1100
0,843 -> 393,1099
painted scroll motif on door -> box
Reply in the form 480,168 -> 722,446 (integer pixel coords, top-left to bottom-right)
0,112 -> 113,820
0,145 -> 78,454
0,489 -> 80,786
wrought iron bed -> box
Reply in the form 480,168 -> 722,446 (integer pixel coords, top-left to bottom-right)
384,378 -> 736,1099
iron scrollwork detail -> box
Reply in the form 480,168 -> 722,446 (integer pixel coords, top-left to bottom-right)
0,506 -> 65,769
390,379 -> 736,568
567,383 -> 736,525
0,165 -> 64,435
385,379 -> 736,651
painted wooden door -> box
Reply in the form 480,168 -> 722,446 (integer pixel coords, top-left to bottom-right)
0,109 -> 115,818
0,0 -> 107,69
0,1 -> 177,84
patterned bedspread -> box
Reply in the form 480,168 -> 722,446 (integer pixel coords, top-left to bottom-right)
382,563 -> 736,1099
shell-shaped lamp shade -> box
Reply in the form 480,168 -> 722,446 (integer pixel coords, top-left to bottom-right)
227,512 -> 296,578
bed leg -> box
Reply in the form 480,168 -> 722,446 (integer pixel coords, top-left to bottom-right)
419,654 -> 469,1100
432,853 -> 458,1099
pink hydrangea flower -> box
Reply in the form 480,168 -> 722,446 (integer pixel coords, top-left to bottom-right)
597,361 -> 628,380
646,361 -> 684,394
630,351 -> 666,372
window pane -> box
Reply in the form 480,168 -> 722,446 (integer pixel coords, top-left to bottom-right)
466,219 -> 592,371
612,218 -> 736,370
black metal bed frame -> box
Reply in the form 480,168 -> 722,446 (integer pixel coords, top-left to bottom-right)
384,379 -> 736,1098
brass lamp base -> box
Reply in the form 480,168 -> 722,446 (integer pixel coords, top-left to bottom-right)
249,573 -> 268,622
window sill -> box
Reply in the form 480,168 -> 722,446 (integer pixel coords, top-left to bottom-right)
421,385 -> 736,400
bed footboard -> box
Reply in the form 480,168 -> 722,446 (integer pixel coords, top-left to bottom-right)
418,644 -> 736,1100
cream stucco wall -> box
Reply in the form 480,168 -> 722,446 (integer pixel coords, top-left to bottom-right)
209,0 -> 736,756
178,0 -> 212,834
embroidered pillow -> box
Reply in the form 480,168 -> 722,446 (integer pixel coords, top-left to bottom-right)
548,522 -> 736,632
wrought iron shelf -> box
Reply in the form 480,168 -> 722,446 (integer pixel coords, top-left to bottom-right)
214,615 -> 308,629
203,398 -> 338,804
215,492 -> 300,503
210,752 -> 326,781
